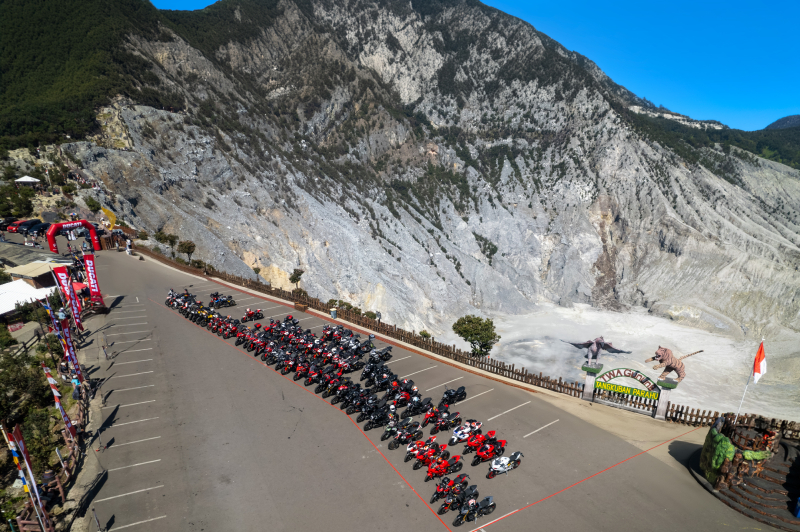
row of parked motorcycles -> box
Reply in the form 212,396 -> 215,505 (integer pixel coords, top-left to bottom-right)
165,289 -> 524,527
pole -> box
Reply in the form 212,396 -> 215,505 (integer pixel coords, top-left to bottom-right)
733,370 -> 751,426
92,507 -> 104,532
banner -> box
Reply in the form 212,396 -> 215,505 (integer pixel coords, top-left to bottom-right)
11,426 -> 44,510
53,266 -> 83,331
82,254 -> 105,306
42,364 -> 78,440
101,207 -> 116,230
60,320 -> 84,384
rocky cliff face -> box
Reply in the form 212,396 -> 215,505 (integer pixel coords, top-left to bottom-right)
43,0 -> 800,341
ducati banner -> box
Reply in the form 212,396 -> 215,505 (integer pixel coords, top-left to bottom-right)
83,254 -> 105,306
53,266 -> 83,331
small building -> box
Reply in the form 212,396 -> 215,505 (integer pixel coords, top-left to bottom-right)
0,279 -> 55,318
5,262 -> 59,288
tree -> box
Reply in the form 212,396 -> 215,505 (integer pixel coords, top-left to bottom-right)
252,267 -> 261,275
177,240 -> 196,262
165,234 -> 178,255
452,315 -> 501,358
289,268 -> 304,289
84,196 -> 101,213
419,330 -> 432,339
0,268 -> 11,285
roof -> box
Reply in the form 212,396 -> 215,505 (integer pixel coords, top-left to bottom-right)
5,262 -> 58,279
0,241 -> 72,268
15,176 -> 40,183
0,279 -> 55,315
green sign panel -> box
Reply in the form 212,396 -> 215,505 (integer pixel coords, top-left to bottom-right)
594,368 -> 661,401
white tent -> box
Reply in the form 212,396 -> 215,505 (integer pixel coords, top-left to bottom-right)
15,175 -> 41,184
0,279 -> 55,315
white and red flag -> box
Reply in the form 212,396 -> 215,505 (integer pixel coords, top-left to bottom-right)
753,341 -> 766,383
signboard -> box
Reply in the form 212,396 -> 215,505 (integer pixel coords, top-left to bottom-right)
83,254 -> 105,306
595,368 -> 660,400
8,321 -> 24,332
53,266 -> 83,331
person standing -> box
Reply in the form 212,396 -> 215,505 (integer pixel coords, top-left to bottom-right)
125,237 -> 132,255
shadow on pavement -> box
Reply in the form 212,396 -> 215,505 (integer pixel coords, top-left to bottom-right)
72,470 -> 108,520
105,515 -> 116,530
109,296 -> 126,309
668,440 -> 702,469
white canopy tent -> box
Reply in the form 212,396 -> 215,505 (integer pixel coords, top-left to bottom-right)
15,175 -> 41,184
0,279 -> 55,315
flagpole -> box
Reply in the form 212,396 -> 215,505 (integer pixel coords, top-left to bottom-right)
733,371 -> 751,426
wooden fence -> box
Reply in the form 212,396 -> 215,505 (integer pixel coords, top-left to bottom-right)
132,250 -> 800,438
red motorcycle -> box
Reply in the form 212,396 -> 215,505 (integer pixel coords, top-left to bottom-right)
293,359 -> 311,381
462,430 -> 497,455
422,406 -> 447,428
405,436 -> 437,463
430,473 -> 470,504
235,327 -> 251,346
425,456 -> 464,482
241,308 -> 264,322
413,444 -> 450,470
471,439 -> 507,466
279,357 -> 297,375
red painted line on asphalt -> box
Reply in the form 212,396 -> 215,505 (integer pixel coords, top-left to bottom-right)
470,426 -> 703,531
151,299 -> 452,532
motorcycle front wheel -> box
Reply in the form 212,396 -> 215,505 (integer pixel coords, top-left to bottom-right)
483,503 -> 496,515
364,422 -> 372,431
452,517 -> 464,527
487,470 -> 496,479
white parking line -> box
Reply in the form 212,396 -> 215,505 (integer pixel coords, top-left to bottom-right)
400,366 -> 437,378
110,323 -> 148,327
112,339 -> 152,344
136,297 -> 139,303
111,417 -> 159,427
110,316 -> 147,320
264,304 -> 290,311
524,419 -> 559,438
110,436 -> 161,448
108,460 -> 162,472
111,515 -> 167,530
458,389 -> 494,404
120,348 -> 153,354
94,484 -> 163,502
487,401 -> 531,421
384,356 -> 411,365
115,305 -> 144,308
426,377 -> 463,391
296,316 -> 316,322
111,371 -> 153,378
103,400 -> 156,409
114,359 -> 152,365
106,331 -> 150,336
236,297 -> 258,302
113,385 -> 155,393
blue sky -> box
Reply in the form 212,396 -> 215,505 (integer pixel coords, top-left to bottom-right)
152,0 -> 798,131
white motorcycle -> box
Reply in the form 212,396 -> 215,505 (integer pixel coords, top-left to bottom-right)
487,451 -> 524,479
448,420 -> 482,446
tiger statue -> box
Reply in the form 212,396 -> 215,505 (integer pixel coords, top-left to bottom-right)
645,346 -> 703,382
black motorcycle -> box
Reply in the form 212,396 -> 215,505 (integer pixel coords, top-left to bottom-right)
401,396 -> 432,418
388,420 -> 423,450
439,386 -> 468,409
363,408 -> 392,431
439,485 -> 479,515
452,496 -> 496,527
380,416 -> 413,441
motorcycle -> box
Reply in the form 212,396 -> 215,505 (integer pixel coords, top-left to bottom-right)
462,430 -> 497,455
380,416 -> 413,442
471,439 -> 507,466
431,412 -> 462,435
430,473 -> 470,504
241,309 -> 264,322
363,408 -> 392,431
438,484 -> 478,514
401,396 -> 432,418
425,455 -> 464,482
487,451 -> 523,479
451,496 -> 496,527
439,386 -> 467,409
405,437 -> 437,463
387,420 -> 423,450
413,443 -> 450,471
449,420 -> 482,446
422,406 -> 447,428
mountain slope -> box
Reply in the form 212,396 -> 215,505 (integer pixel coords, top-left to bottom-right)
765,115 -> 800,130
3,0 -> 800,347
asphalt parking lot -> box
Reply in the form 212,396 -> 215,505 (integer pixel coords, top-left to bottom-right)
5,233 -> 762,531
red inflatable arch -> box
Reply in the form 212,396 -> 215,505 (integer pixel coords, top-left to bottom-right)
46,220 -> 101,254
